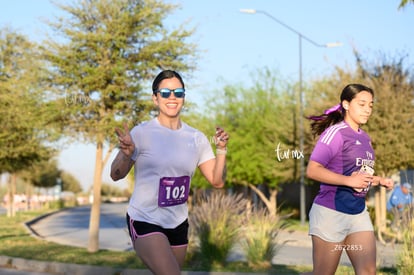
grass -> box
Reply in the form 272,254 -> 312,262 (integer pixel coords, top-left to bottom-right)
396,209 -> 414,275
0,210 -> 143,269
0,208 -> 399,274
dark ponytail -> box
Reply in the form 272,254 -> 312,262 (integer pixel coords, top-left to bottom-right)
308,103 -> 345,136
307,83 -> 374,136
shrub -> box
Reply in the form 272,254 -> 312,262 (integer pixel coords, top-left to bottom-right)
241,208 -> 285,269
396,206 -> 414,275
188,190 -> 248,267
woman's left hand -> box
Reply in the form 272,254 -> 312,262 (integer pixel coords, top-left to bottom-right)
214,126 -> 229,149
380,178 -> 394,190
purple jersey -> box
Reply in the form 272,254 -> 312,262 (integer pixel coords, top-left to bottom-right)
309,121 -> 375,214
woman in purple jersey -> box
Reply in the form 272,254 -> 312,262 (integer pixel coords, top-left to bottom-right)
305,84 -> 393,275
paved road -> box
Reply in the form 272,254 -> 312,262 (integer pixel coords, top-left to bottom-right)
29,203 -> 133,252
0,203 -> 402,274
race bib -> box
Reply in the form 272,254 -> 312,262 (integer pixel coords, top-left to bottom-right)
158,176 -> 190,207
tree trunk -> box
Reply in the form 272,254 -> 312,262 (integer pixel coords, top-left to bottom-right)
380,187 -> 387,229
88,141 -> 104,253
374,175 -> 388,233
248,183 -> 278,217
87,140 -> 115,253
6,175 -> 11,217
269,188 -> 278,217
7,174 -> 16,217
245,186 -> 252,218
374,186 -> 389,244
374,189 -> 381,229
25,183 -> 32,211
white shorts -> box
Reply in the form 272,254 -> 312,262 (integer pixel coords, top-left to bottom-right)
309,203 -> 373,243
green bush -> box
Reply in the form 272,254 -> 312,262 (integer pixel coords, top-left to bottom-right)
396,207 -> 414,275
188,190 -> 248,268
241,208 -> 285,269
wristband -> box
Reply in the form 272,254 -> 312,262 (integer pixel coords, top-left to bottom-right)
216,148 -> 227,155
130,147 -> 138,161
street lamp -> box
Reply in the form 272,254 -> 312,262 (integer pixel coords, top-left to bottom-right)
240,9 -> 342,225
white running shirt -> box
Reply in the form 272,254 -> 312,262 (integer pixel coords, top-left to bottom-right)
127,118 -> 215,228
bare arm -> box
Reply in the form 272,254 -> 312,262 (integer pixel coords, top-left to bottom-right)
110,123 -> 136,181
199,154 -> 226,188
198,127 -> 229,188
306,160 -> 373,190
110,150 -> 135,181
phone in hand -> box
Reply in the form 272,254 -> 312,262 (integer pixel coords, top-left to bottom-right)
354,165 -> 374,192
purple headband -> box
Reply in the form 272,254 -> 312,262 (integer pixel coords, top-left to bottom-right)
308,103 -> 342,121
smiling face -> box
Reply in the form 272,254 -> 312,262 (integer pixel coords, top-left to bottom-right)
152,76 -> 185,119
343,90 -> 373,130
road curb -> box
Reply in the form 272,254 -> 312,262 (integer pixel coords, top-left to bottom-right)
0,255 -> 131,275
0,255 -> 278,275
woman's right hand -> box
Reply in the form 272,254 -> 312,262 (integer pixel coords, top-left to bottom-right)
348,172 -> 373,191
115,123 -> 135,158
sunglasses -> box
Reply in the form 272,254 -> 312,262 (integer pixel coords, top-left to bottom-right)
156,88 -> 185,98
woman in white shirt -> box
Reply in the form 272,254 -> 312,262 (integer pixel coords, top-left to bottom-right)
110,70 -> 229,275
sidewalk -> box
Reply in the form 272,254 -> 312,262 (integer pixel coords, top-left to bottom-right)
0,203 -> 402,274
0,256 -> 279,275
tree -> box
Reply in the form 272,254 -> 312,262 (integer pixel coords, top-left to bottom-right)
354,51 -> 414,237
43,0 -> 198,252
100,183 -> 125,197
0,28 -> 56,216
0,28 -> 54,172
399,0 -> 414,9
19,158 -> 63,209
20,160 -> 82,194
60,171 -> 82,193
26,159 -> 61,189
200,68 -> 298,216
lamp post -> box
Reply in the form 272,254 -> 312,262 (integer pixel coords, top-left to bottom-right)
240,9 -> 342,225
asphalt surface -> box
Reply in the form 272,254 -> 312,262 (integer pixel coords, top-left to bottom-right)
0,203 -> 402,274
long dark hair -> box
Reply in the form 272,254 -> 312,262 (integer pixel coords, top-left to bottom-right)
308,83 -> 374,136
152,70 -> 185,95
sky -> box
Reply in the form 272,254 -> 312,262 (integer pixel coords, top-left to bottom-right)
1,0 -> 413,191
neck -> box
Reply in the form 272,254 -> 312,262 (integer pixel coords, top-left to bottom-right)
157,116 -> 182,130
344,118 -> 360,132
